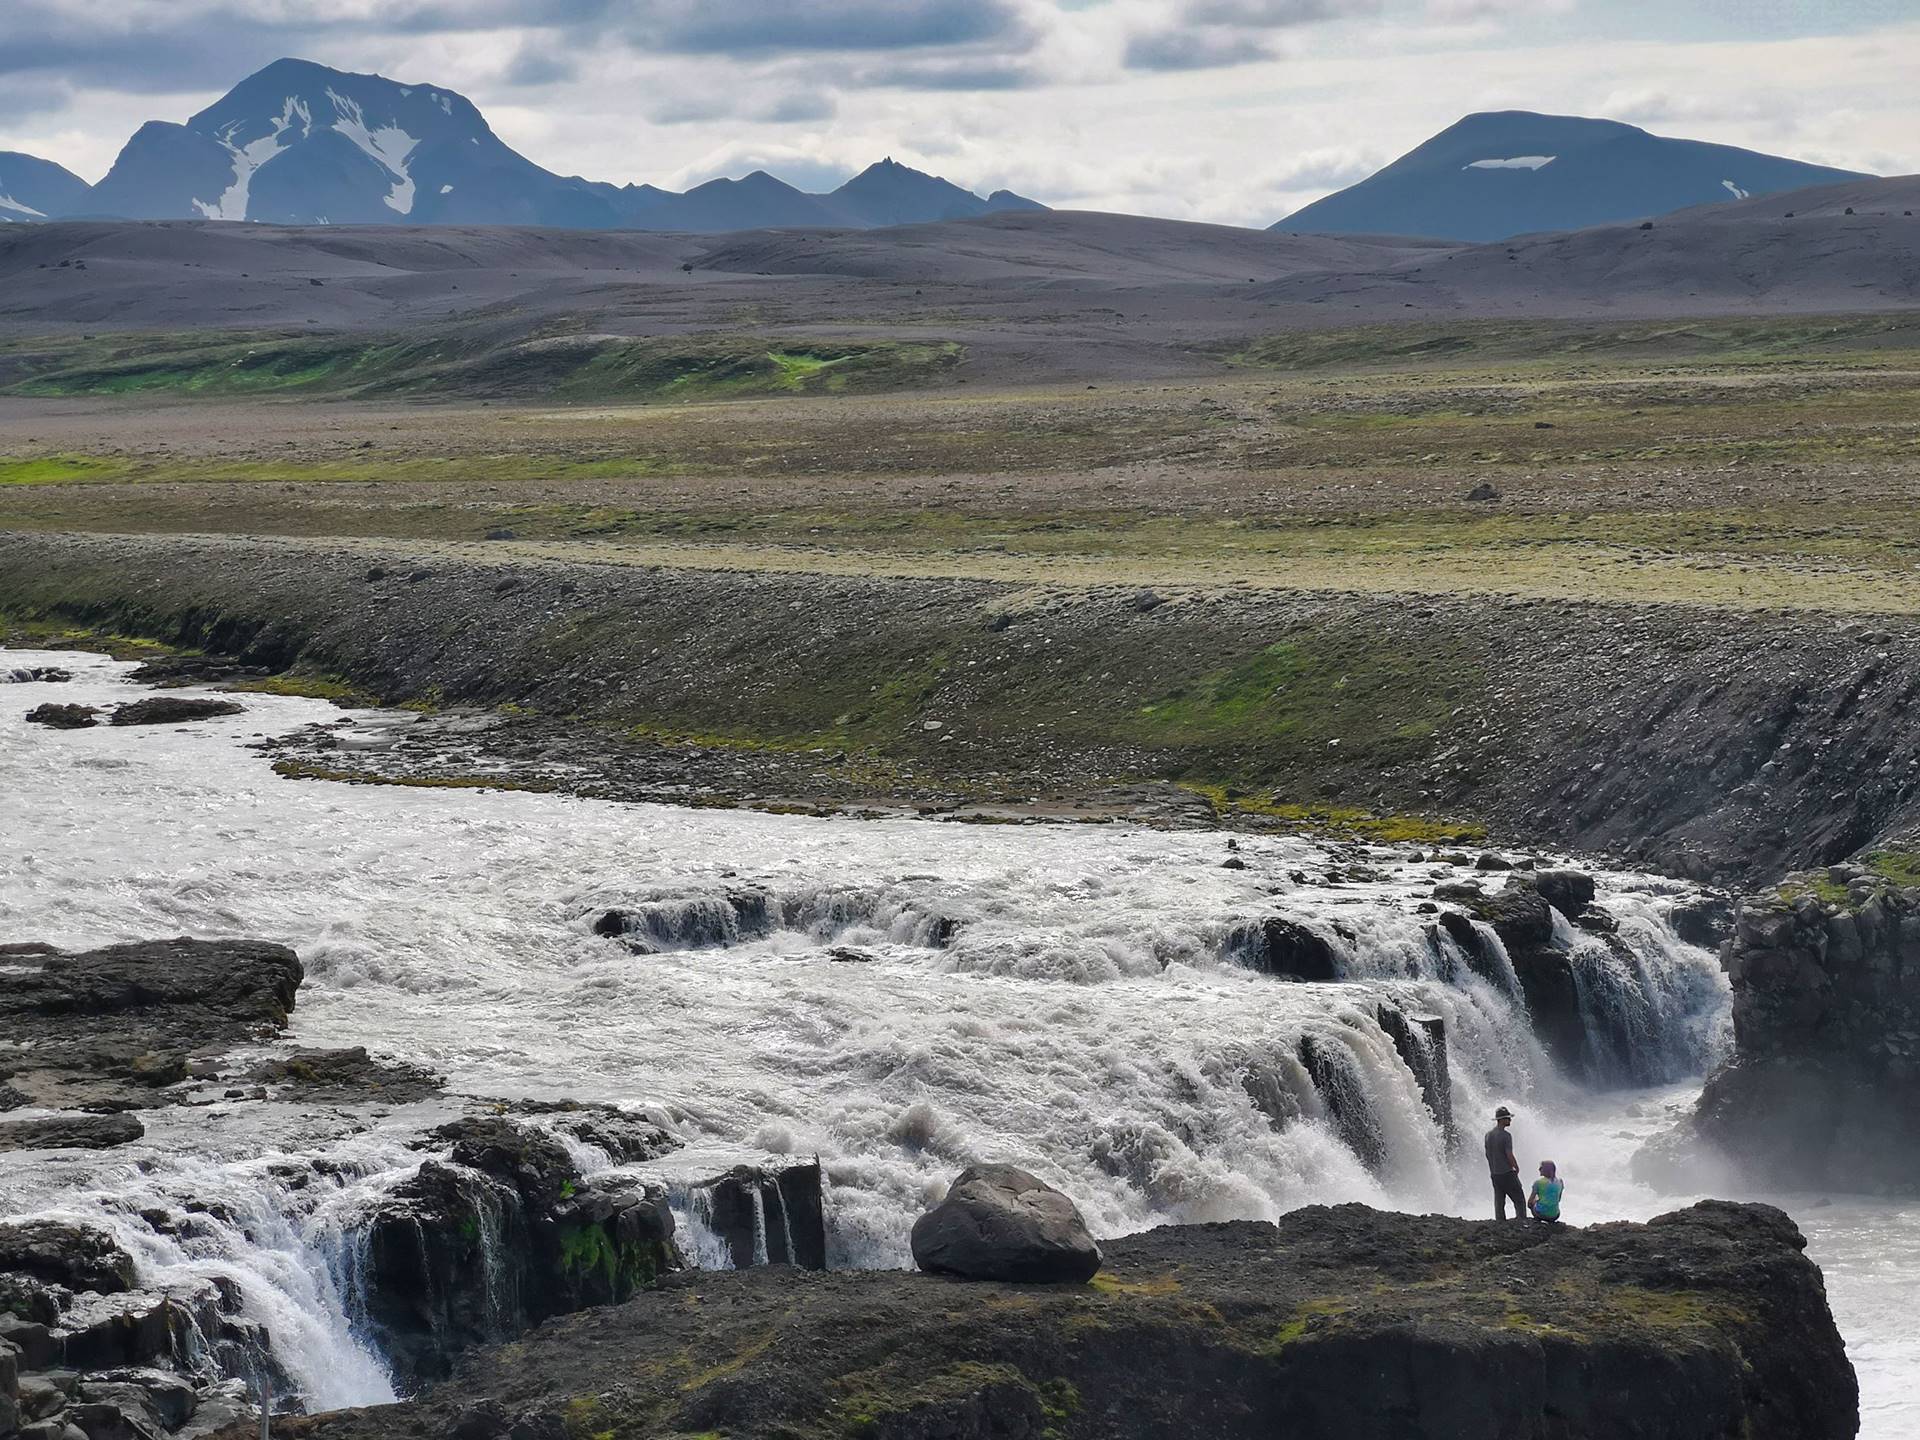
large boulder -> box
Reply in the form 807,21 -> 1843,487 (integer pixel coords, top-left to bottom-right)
910,1164 -> 1101,1284
1530,868 -> 1597,917
1232,918 -> 1343,982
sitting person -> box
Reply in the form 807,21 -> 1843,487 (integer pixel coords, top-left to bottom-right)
1528,1160 -> 1564,1223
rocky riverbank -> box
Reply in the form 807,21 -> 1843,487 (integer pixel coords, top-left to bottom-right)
237,1200 -> 1853,1440
5,531 -> 1920,884
0,937 -> 831,1437
1646,858 -> 1920,1194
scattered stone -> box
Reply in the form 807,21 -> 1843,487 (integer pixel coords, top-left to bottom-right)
1464,483 -> 1500,502
910,1163 -> 1101,1283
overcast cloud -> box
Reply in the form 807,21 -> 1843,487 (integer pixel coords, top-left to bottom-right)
1,0 -> 1914,228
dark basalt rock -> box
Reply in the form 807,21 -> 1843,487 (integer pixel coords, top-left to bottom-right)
0,1222 -> 136,1296
126,656 -> 271,688
360,1116 -> 678,1385
500,1100 -> 678,1165
1651,869 -> 1920,1193
1296,1035 -> 1387,1173
1444,882 -> 1590,1074
1530,867 -> 1597,917
24,703 -> 98,729
910,1164 -> 1101,1284
109,697 -> 245,727
4,666 -> 72,683
1376,1005 -> 1454,1148
688,1161 -> 827,1270
277,1201 -> 1855,1440
246,1047 -> 443,1104
0,1112 -> 144,1152
1231,916 -> 1342,981
0,938 -> 302,1113
1668,892 -> 1735,949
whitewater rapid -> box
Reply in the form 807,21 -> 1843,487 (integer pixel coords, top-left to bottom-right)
0,650 -> 1911,1434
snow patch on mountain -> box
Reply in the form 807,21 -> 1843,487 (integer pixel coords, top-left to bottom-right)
0,192 -> 46,218
325,87 -> 420,214
1721,179 -> 1750,199
194,95 -> 312,221
1465,155 -> 1556,171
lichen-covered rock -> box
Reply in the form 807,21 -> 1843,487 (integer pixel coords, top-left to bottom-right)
1660,864 -> 1920,1192
270,1201 -> 1856,1440
359,1116 -> 678,1384
910,1164 -> 1101,1284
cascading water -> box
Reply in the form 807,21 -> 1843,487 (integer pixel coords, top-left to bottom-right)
5,648 -> 1910,1436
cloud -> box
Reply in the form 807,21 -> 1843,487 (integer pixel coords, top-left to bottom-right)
857,57 -> 1043,90
760,91 -> 839,124
630,0 -> 1031,55
1124,27 -> 1276,71
1187,0 -> 1376,24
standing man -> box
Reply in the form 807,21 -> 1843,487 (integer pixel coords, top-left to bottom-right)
1485,1106 -> 1525,1221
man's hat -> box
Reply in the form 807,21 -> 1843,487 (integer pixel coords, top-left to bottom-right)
1494,1106 -> 1513,1120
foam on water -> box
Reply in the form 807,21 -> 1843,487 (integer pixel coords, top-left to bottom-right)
0,650 -> 1909,1433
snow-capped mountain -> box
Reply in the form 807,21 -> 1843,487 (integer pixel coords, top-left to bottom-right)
71,58 -> 1043,232
0,151 -> 91,223
1277,112 -> 1864,242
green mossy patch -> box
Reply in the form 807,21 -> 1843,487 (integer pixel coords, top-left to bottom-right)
3,329 -> 964,404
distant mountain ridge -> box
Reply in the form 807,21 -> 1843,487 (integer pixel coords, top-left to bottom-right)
1278,111 -> 1866,242
35,58 -> 1044,232
0,151 -> 91,223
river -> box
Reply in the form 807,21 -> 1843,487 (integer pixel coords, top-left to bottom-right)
1,650 -> 1913,1435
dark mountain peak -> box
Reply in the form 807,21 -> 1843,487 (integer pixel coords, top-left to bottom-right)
0,150 -> 91,222
1279,109 -> 1865,242
43,58 -> 1048,233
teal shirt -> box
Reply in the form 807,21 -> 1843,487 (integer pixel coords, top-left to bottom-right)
1530,1177 -> 1563,1219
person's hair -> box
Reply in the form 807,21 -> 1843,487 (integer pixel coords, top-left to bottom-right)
1539,1160 -> 1557,1179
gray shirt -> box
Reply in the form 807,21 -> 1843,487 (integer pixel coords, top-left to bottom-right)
1485,1124 -> 1515,1176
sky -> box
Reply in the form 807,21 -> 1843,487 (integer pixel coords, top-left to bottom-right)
2,0 -> 1916,228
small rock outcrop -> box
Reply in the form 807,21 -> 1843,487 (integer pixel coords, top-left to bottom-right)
109,697 -> 245,727
1657,861 -> 1920,1192
0,1221 -> 263,1440
910,1164 -> 1102,1283
23,703 -> 98,729
689,1162 -> 828,1270
0,1112 -> 144,1153
359,1115 -> 680,1383
268,1201 -> 1855,1440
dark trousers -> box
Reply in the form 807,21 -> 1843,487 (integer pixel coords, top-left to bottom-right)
1492,1172 -> 1526,1221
